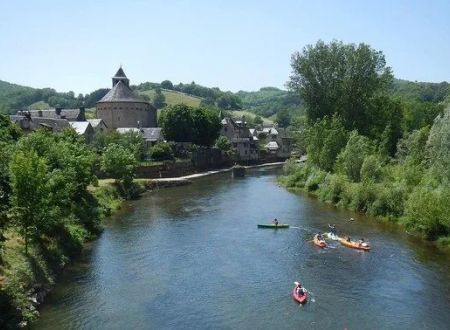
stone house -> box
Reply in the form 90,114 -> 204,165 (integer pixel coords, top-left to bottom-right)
87,119 -> 108,133
27,107 -> 86,121
116,127 -> 165,147
220,117 -> 259,161
96,67 -> 157,129
258,126 -> 292,159
10,113 -> 70,133
69,121 -> 95,143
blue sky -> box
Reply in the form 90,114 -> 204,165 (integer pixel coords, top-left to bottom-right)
0,0 -> 449,94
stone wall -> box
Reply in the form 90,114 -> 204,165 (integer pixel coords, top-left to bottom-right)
96,102 -> 157,129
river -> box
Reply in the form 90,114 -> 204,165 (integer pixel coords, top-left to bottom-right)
34,167 -> 450,329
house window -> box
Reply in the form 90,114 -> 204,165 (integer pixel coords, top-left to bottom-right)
224,127 -> 228,132
233,143 -> 237,147
245,150 -> 247,155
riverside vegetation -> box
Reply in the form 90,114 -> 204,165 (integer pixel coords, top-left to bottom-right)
280,40 -> 450,247
0,103 -> 229,327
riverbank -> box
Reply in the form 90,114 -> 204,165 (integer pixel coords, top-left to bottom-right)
1,161 -> 286,328
278,161 -> 450,249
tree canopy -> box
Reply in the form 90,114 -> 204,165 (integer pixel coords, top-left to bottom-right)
289,40 -> 394,135
159,104 -> 221,146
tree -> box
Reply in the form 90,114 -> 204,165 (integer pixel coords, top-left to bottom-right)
288,40 -> 393,134
10,150 -> 48,254
159,104 -> 221,146
306,115 -> 348,172
216,92 -> 242,110
191,107 -> 221,146
215,135 -> 231,152
159,104 -> 195,142
335,131 -> 374,182
101,144 -> 137,194
253,115 -> 264,126
276,109 -> 291,127
161,80 -> 174,90
152,88 -> 166,109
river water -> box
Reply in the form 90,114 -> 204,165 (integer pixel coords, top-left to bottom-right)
34,167 -> 450,329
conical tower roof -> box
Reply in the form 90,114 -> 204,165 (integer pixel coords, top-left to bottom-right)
114,67 -> 127,78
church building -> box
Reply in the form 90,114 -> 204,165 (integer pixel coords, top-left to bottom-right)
96,68 -> 156,129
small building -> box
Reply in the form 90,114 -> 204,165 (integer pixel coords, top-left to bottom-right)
97,67 -> 157,129
10,114 -> 70,133
220,117 -> 259,161
69,122 -> 95,143
116,127 -> 165,147
87,118 -> 108,133
260,126 -> 292,159
26,107 -> 86,121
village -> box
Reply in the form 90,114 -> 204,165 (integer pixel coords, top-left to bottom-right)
9,67 -> 293,177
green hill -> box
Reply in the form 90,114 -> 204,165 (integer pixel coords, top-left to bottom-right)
236,87 -> 304,118
138,89 -> 202,108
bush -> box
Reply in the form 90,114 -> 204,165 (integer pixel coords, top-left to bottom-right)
360,155 -> 384,183
150,142 -> 174,161
318,173 -> 348,204
403,186 -> 450,239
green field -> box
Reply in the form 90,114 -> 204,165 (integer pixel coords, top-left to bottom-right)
139,89 -> 202,108
230,110 -> 274,125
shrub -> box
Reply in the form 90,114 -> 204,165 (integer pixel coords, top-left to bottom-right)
403,186 -> 450,239
150,142 -> 174,161
318,173 -> 348,204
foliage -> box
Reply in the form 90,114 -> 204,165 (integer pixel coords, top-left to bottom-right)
160,80 -> 174,90
101,144 -> 137,194
425,106 -> 450,182
215,135 -> 232,152
276,109 -> 291,127
305,115 -> 348,171
335,131 -> 374,182
159,104 -> 221,146
150,142 -> 174,161
288,40 -> 394,136
236,87 -> 303,118
253,115 -> 263,126
9,151 -> 48,253
152,87 -> 166,109
403,186 -> 450,239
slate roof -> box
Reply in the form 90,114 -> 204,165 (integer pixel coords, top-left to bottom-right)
114,67 -> 127,78
10,115 -> 70,132
87,118 -> 107,128
266,141 -> 280,151
98,80 -> 146,103
69,121 -> 92,135
116,127 -> 164,142
27,109 -> 83,121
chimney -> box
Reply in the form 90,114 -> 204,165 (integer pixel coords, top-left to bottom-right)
55,107 -> 62,116
38,110 -> 43,117
78,106 -> 86,121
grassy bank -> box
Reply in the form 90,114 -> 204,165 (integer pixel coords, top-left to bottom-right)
0,182 -> 125,328
278,160 -> 450,249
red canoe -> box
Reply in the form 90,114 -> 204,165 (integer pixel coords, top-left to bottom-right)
292,283 -> 308,304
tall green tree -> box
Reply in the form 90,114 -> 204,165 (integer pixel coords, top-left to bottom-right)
306,115 -> 348,172
288,40 -> 393,135
10,151 -> 48,254
101,144 -> 137,197
159,104 -> 221,146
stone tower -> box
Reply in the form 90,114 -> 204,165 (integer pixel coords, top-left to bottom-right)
96,67 -> 156,129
